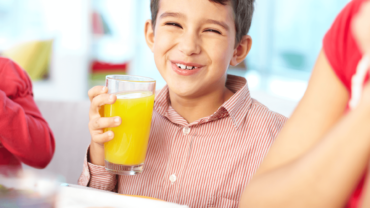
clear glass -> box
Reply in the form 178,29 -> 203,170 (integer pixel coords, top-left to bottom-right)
102,75 -> 156,175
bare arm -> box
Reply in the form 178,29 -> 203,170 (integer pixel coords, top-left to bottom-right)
353,2 -> 370,207
240,50 -> 370,207
256,50 -> 349,174
359,167 -> 370,208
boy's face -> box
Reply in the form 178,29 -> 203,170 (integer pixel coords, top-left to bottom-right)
146,0 -> 248,98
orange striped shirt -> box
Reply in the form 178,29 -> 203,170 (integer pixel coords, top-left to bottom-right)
78,75 -> 287,208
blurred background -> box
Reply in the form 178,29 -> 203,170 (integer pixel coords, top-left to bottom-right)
0,0 -> 351,183
0,0 -> 350,115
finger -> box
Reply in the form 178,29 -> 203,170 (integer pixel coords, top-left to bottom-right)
89,94 -> 117,119
92,131 -> 114,144
88,86 -> 108,102
89,117 -> 121,131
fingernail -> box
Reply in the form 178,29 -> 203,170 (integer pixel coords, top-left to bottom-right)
102,86 -> 106,92
108,131 -> 113,137
110,94 -> 115,101
114,117 -> 120,123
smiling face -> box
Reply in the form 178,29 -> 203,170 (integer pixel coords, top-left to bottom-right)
145,0 -> 251,98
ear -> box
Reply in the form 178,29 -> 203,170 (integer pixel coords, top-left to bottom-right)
144,20 -> 155,52
230,35 -> 252,66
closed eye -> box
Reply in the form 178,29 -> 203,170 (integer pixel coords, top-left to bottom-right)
205,29 -> 221,34
165,22 -> 182,28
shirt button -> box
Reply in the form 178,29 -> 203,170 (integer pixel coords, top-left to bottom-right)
169,174 -> 177,183
183,127 -> 190,135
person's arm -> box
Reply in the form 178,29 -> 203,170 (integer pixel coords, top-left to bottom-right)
78,147 -> 118,192
239,50 -> 370,208
0,58 -> 55,168
359,168 -> 370,208
352,0 -> 370,56
351,2 -> 370,207
255,50 -> 349,175
77,76 -> 123,191
77,85 -> 120,191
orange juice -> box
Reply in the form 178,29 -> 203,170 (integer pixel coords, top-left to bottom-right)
103,91 -> 155,166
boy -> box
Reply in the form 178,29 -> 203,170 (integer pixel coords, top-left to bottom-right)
79,0 -> 286,207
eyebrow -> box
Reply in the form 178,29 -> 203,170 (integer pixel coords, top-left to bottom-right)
205,19 -> 229,31
160,12 -> 185,19
159,12 -> 229,31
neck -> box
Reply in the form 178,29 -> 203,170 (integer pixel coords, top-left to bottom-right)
169,84 -> 234,124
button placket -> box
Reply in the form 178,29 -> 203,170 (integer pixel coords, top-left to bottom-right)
183,126 -> 190,135
165,125 -> 196,201
169,174 -> 177,184
163,128 -> 188,201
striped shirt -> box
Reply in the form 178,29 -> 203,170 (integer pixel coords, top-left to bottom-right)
78,75 -> 287,208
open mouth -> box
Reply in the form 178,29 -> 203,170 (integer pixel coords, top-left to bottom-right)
170,60 -> 204,76
175,63 -> 199,70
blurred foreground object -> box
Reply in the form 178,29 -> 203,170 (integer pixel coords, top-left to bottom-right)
0,57 -> 55,169
57,184 -> 189,208
352,0 -> 370,54
2,39 -> 53,81
0,168 -> 60,208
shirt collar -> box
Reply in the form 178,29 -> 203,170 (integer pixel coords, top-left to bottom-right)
154,74 -> 252,129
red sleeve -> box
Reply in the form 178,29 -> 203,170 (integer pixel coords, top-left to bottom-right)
0,57 -> 55,169
323,0 -> 364,91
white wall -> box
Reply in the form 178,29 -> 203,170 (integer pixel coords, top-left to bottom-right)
33,0 -> 91,101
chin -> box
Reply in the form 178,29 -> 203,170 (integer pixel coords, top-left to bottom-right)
168,82 -> 200,98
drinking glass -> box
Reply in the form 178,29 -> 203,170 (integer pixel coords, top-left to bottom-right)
102,75 -> 156,175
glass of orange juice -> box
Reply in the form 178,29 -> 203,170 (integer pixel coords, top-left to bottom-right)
102,75 -> 156,175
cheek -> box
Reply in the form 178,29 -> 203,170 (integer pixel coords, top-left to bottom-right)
153,30 -> 177,53
152,31 -> 178,68
152,34 -> 170,70
206,40 -> 234,70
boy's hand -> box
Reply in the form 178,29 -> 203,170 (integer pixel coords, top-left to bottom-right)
352,0 -> 370,54
87,86 -> 121,166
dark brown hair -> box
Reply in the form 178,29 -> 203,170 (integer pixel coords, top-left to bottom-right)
150,0 -> 255,45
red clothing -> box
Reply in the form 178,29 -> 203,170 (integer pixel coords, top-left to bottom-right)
323,0 -> 368,207
0,57 -> 55,169
78,75 -> 287,208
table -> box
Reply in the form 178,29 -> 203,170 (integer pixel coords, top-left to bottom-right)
57,184 -> 189,208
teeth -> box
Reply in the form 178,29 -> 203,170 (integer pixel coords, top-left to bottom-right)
176,64 -> 186,69
175,63 -> 197,70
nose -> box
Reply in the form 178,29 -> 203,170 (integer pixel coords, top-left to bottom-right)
178,30 -> 201,56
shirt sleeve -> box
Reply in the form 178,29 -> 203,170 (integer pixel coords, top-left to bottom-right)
0,58 -> 55,168
273,112 -> 288,135
323,0 -> 363,90
78,146 -> 117,192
